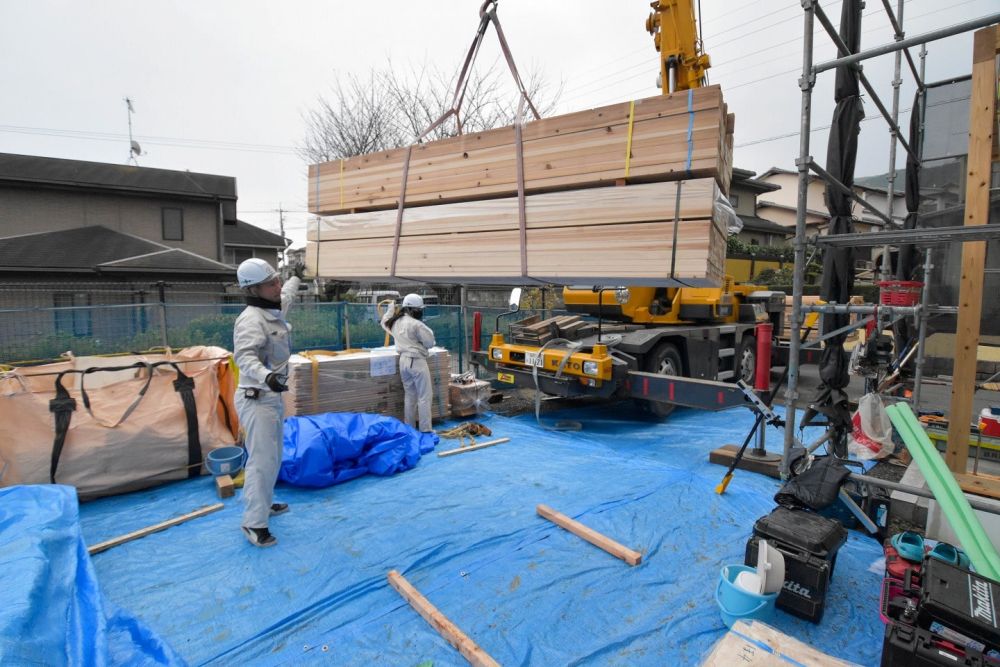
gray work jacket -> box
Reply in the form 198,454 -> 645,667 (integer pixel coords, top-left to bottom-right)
233,277 -> 300,389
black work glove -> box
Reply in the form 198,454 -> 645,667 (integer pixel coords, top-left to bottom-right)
293,263 -> 305,280
265,372 -> 289,392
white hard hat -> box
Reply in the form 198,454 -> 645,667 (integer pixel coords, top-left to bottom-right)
237,258 -> 279,288
402,293 -> 424,309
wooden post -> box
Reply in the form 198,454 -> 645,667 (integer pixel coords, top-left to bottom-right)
437,438 -> 510,458
536,504 -> 642,566
946,25 -> 999,473
87,503 -> 224,555
386,570 -> 500,667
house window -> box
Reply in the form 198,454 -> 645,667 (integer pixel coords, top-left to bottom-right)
53,292 -> 93,337
729,194 -> 740,208
162,207 -> 184,240
227,247 -> 255,266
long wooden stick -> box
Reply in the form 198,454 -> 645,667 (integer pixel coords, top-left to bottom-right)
536,504 -> 642,566
437,438 -> 510,458
386,570 -> 500,667
87,503 -> 224,555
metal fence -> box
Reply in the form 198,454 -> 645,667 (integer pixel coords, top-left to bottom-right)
0,301 -> 567,371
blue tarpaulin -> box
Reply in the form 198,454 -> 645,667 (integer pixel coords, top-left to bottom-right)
0,485 -> 183,666
10,403 -> 886,665
280,413 -> 439,487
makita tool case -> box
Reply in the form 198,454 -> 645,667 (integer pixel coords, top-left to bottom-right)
918,557 -> 1000,652
745,507 -> 848,623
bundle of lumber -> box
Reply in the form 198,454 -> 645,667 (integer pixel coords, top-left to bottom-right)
308,86 -> 732,214
508,314 -> 597,345
286,349 -> 451,420
305,178 -> 727,286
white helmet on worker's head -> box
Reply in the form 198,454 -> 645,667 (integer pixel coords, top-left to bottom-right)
237,258 -> 279,289
402,293 -> 424,309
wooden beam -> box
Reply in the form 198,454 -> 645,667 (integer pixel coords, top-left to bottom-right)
946,25 -> 999,473
536,504 -> 642,566
437,438 -> 510,458
386,570 -> 500,667
87,503 -> 224,555
954,471 -> 1000,501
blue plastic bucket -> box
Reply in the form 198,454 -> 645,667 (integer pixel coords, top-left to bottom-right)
715,564 -> 778,629
206,446 -> 246,477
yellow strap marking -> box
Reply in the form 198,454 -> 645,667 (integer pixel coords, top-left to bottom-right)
624,100 -> 636,179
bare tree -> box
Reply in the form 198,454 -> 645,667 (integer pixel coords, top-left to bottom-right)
298,59 -> 561,163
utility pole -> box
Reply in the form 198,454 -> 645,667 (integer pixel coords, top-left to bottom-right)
275,204 -> 286,271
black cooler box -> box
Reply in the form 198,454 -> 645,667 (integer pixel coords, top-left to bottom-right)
745,507 -> 848,623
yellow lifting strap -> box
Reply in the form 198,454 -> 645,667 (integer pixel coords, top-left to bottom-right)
624,100 -> 636,179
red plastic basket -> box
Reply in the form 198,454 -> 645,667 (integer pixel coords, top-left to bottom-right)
878,280 -> 923,307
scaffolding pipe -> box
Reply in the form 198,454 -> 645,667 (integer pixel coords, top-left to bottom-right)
815,13 -> 1000,73
802,303 -> 920,316
807,160 -> 894,226
911,249 -> 934,410
880,0 -> 924,89
850,473 -> 1000,516
783,3 -> 815,477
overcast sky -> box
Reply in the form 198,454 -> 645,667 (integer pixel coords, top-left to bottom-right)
1,1 -> 995,250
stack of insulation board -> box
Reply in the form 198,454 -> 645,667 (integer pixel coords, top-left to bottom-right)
285,348 -> 451,420
306,85 -> 733,286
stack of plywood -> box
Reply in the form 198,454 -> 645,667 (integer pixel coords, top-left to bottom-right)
306,86 -> 733,286
306,178 -> 726,286
286,348 -> 451,420
508,315 -> 597,345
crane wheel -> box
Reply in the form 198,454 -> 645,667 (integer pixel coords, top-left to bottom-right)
636,341 -> 683,418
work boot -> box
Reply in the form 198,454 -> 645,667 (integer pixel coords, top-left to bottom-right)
242,526 -> 276,547
269,503 -> 289,516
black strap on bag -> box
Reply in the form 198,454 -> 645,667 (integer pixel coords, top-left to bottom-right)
49,372 -> 78,484
169,364 -> 202,478
48,360 -> 203,484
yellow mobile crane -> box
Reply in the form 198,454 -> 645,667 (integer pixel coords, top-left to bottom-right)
479,2 -> 794,417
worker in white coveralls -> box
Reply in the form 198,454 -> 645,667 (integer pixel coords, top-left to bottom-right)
381,293 -> 436,433
233,258 -> 302,547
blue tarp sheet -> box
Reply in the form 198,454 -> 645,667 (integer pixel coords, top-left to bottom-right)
0,486 -> 183,666
50,403 -> 883,665
280,413 -> 439,487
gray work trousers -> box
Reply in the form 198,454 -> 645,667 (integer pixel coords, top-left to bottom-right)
399,355 -> 433,432
235,390 -> 284,529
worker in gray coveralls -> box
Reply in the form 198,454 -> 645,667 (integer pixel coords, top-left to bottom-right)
381,293 -> 436,433
233,258 -> 301,547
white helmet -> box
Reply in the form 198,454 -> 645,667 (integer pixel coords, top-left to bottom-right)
237,258 -> 279,288
402,293 -> 424,309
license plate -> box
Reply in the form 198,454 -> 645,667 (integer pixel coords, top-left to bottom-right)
497,372 -> 515,384
524,351 -> 544,367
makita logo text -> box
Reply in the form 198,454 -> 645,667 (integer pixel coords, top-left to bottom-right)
971,577 -> 997,626
783,580 -> 812,599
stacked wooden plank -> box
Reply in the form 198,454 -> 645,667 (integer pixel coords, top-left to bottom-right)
306,178 -> 726,286
508,315 -> 597,345
306,86 -> 733,286
309,86 -> 732,215
286,349 -> 451,420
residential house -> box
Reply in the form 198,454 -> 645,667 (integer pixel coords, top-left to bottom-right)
754,167 -> 904,269
728,168 -> 788,247
223,219 -> 288,269
0,152 -> 250,361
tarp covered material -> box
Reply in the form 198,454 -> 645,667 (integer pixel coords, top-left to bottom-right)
0,485 -> 184,666
279,412 -> 439,487
75,403 -> 886,666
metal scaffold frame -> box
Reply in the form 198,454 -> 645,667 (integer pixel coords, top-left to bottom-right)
781,2 -> 1000,475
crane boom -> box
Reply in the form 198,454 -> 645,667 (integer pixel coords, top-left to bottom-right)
646,0 -> 711,93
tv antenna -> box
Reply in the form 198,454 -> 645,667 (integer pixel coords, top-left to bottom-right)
125,97 -> 142,165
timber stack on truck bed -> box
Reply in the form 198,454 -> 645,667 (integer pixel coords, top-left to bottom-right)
306,85 -> 734,286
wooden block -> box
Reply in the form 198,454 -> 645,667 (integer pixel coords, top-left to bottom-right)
87,503 -> 224,555
708,445 -> 783,480
386,570 -> 500,667
954,471 -> 1000,501
215,474 -> 234,498
536,503 -> 642,566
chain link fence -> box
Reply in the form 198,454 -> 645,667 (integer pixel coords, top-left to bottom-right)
0,299 -> 567,372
